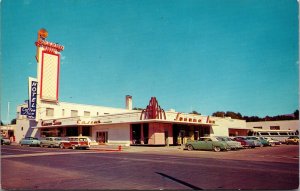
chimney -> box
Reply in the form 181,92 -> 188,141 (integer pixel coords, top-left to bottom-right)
125,95 -> 132,110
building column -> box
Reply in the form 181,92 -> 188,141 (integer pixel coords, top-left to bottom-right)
141,124 -> 144,144
79,126 -> 82,136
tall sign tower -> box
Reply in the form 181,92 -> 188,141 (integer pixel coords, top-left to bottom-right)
35,28 -> 64,103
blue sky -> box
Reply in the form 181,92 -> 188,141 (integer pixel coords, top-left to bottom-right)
1,0 -> 299,123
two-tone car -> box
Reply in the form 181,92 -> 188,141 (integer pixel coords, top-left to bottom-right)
185,137 -> 230,152
232,137 -> 256,148
215,136 -> 243,150
40,137 -> 64,148
59,136 -> 90,149
19,137 -> 40,147
241,136 -> 263,147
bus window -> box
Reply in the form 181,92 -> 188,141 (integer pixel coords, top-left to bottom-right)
260,132 -> 269,136
270,132 -> 279,135
279,132 -> 288,135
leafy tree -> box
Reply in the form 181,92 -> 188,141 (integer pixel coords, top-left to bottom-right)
11,118 -> 16,124
133,107 -> 144,110
190,110 -> 201,115
225,111 -> 243,120
212,111 -> 225,117
294,110 -> 299,119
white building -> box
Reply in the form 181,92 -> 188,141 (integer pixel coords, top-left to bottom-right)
14,29 -> 252,146
246,120 -> 299,132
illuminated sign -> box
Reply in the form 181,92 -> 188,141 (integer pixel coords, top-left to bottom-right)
35,28 -> 64,61
41,120 -> 62,126
21,78 -> 38,119
35,40 -> 64,53
77,120 -> 101,125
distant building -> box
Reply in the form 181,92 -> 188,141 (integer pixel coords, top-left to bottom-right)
246,120 -> 299,133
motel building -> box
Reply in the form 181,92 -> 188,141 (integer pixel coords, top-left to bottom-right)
14,29 -> 250,146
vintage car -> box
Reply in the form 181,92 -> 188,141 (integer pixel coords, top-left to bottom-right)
247,136 -> 270,147
19,137 -> 40,147
231,137 -> 256,148
255,136 -> 275,146
40,137 -> 64,148
241,136 -> 263,147
185,137 -> 230,152
0,135 -> 11,145
215,136 -> 243,150
263,137 -> 281,145
285,136 -> 299,145
59,136 -> 90,149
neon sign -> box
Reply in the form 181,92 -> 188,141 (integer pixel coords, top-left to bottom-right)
35,28 -> 64,61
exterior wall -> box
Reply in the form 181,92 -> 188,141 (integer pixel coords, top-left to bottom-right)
92,124 -> 130,146
148,123 -> 173,145
246,120 -> 299,132
15,119 -> 39,143
210,117 -> 247,136
17,102 -> 130,121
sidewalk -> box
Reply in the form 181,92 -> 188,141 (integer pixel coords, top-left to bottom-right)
89,144 -> 184,152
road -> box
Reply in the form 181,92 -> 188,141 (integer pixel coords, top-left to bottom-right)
1,144 -> 299,190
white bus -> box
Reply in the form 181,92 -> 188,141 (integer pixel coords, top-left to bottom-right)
249,130 -> 297,142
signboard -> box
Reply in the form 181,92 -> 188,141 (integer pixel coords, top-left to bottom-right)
40,51 -> 60,102
21,77 -> 38,119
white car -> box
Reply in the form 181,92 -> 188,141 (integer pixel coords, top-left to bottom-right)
263,137 -> 281,145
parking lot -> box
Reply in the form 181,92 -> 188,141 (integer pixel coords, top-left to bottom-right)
1,144 -> 299,190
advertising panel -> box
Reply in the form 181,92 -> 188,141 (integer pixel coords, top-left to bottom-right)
40,51 -> 60,102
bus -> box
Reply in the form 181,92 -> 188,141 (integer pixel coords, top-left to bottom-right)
248,129 -> 297,143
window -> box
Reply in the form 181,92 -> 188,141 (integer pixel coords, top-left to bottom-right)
84,111 -> 90,117
270,132 -> 279,135
97,112 -> 99,116
46,108 -> 54,117
260,132 -> 269,135
253,126 -> 262,129
270,126 -> 280,130
71,110 -> 78,117
62,109 -> 65,117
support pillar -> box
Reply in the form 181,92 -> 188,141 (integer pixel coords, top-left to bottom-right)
141,124 -> 144,144
79,126 -> 82,136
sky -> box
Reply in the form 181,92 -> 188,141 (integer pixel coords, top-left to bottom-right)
1,0 -> 299,123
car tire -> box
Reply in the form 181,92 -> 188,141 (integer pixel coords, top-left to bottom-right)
72,145 -> 76,150
60,144 -> 64,149
187,144 -> 194,151
213,146 -> 221,152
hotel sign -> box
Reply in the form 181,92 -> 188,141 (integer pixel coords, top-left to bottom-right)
21,77 -> 38,119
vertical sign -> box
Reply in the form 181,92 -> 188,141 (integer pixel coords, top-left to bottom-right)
21,77 -> 38,119
28,77 -> 38,119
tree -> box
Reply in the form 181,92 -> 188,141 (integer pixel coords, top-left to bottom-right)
190,110 -> 201,115
212,111 -> 225,118
11,118 -> 16,124
133,107 -> 144,110
294,110 -> 299,119
225,111 -> 243,120
0,121 -> 3,126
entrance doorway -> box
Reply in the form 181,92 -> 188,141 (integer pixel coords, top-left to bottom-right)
96,131 -> 108,144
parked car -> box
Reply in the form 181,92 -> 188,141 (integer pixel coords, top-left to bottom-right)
285,136 -> 299,145
185,137 -> 230,152
242,136 -> 263,147
40,137 -> 64,148
215,136 -> 243,150
251,136 -> 272,147
263,137 -> 281,145
59,136 -> 90,149
232,137 -> 256,148
0,135 -> 11,145
19,137 -> 40,147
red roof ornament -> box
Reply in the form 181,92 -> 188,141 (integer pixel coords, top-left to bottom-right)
140,97 -> 166,120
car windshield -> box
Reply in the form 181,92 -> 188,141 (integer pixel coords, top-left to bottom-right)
55,138 -> 62,141
215,137 -> 224,141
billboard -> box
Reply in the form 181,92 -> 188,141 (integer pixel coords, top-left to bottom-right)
40,51 -> 60,102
